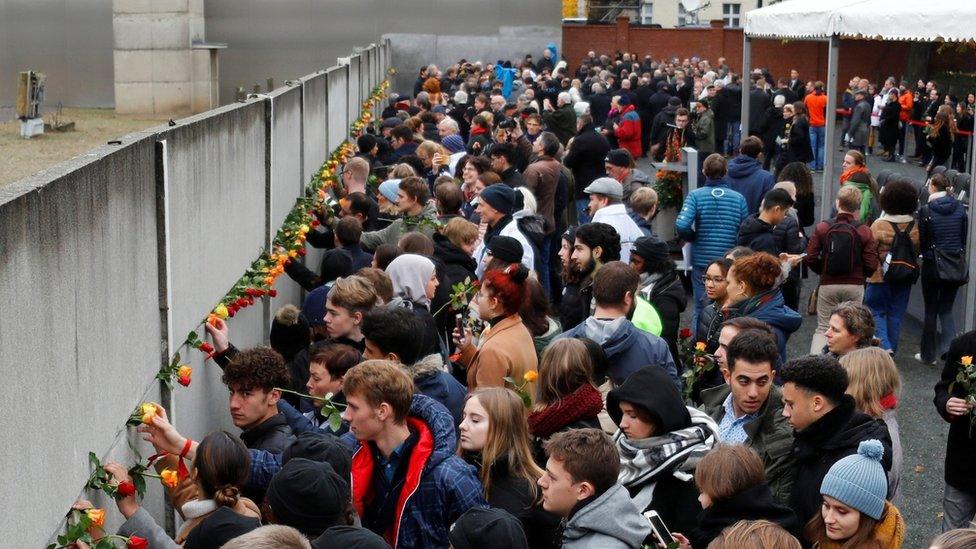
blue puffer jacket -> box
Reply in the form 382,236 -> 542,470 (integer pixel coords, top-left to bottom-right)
343,394 -> 486,548
919,195 -> 968,260
676,178 -> 750,268
738,289 -> 803,365
727,155 -> 775,214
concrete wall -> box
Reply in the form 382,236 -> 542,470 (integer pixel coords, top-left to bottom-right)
0,41 -> 390,547
0,0 -> 561,108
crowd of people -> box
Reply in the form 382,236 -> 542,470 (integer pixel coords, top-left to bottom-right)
72,51 -> 976,549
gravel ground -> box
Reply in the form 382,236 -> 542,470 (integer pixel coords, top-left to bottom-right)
649,128 -> 949,548
0,106 -> 162,187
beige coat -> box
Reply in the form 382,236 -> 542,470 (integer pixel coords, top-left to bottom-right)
868,215 -> 920,284
459,314 -> 538,399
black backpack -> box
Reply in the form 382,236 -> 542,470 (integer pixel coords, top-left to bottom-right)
882,221 -> 919,284
822,219 -> 862,276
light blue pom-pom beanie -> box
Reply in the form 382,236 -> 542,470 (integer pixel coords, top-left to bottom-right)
820,439 -> 887,520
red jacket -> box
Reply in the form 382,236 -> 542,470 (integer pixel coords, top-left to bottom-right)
803,212 -> 879,286
614,104 -> 643,158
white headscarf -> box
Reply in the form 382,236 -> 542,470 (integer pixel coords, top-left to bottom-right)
386,254 -> 436,308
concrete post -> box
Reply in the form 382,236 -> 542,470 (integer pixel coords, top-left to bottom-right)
820,35 -> 841,221
113,0 -> 215,115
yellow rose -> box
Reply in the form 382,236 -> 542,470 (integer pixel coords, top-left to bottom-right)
523,370 -> 539,383
160,469 -> 179,489
213,304 -> 229,320
85,508 -> 105,528
695,341 -> 707,352
962,356 -> 973,367
140,403 -> 158,425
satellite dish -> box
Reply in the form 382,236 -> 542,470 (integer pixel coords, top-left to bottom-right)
681,0 -> 702,11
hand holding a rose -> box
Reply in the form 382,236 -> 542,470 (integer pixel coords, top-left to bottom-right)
137,403 -> 198,461
102,462 -> 140,519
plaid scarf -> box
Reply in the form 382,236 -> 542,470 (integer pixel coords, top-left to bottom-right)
615,406 -> 718,489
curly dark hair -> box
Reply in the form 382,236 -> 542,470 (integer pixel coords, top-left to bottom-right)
779,355 -> 849,405
575,222 -> 621,263
222,347 -> 290,392
878,179 -> 918,215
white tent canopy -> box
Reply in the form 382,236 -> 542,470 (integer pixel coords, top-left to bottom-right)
745,0 -> 976,42
740,0 -> 976,331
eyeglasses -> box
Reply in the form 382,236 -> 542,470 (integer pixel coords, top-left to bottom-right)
701,275 -> 726,284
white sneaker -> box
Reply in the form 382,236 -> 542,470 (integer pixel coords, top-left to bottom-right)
914,353 -> 935,365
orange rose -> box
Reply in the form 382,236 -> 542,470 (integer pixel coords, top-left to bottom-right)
160,469 -> 179,488
140,403 -> 158,425
86,508 -> 105,528
695,341 -> 707,352
962,356 -> 973,367
177,365 -> 192,387
523,371 -> 539,383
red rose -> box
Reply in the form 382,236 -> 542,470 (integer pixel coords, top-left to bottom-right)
679,328 -> 692,339
199,342 -> 214,354
117,480 -> 136,498
128,535 -> 148,549
268,289 -> 278,298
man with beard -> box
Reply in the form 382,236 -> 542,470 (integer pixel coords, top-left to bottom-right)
556,222 -> 620,332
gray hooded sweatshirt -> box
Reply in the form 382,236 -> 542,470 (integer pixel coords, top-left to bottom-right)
561,483 -> 652,548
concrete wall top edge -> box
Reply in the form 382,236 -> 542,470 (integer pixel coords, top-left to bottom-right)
0,131 -> 159,208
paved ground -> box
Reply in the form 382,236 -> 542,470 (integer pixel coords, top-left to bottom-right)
645,128 -> 950,547
0,106 -> 163,187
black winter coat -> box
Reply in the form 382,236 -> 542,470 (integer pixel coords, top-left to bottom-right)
919,195 -> 968,261
879,100 -> 901,149
790,396 -> 893,524
641,269 -> 687,368
473,457 -> 561,549
557,280 -> 591,332
240,414 -> 296,503
563,124 -> 610,199
689,483 -> 799,549
934,330 -> 976,491
776,117 -> 813,171
737,214 -> 805,257
430,234 -> 478,352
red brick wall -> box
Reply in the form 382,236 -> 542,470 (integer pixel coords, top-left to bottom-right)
562,18 -> 914,94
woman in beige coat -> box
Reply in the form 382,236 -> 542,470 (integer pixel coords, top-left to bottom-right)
455,264 -> 539,399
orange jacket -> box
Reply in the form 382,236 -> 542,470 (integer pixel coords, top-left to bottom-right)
805,93 -> 828,127
898,91 -> 913,122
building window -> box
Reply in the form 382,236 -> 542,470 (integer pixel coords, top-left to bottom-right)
723,3 -> 741,28
640,1 -> 653,25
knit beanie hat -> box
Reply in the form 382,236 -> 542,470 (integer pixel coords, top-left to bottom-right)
449,508 -> 529,549
486,236 -> 524,264
378,178 -> 401,203
266,459 -> 350,538
479,184 -> 516,215
301,284 -> 331,327
442,134 -> 466,153
270,305 -> 311,362
820,439 -> 887,520
282,431 -> 352,480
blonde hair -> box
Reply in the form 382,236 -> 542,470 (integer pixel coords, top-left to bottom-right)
839,347 -> 902,418
463,388 -> 544,501
443,217 -> 479,249
328,275 -> 378,313
535,339 -> 595,408
707,520 -> 801,549
417,140 -> 448,160
219,525 -> 312,549
629,187 -> 658,217
773,181 -> 797,201
342,360 -> 414,423
274,304 -> 301,325
343,156 -> 370,181
391,163 -> 417,178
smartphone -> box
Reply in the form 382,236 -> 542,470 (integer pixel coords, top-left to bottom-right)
455,314 -> 465,337
644,510 -> 675,546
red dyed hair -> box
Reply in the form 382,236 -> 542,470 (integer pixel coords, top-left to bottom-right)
483,264 -> 530,316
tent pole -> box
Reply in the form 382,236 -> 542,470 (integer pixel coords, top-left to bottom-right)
741,35 -> 752,138
820,35 -> 840,220
965,84 -> 976,332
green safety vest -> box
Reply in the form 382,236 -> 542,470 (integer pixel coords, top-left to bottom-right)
632,295 -> 663,336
